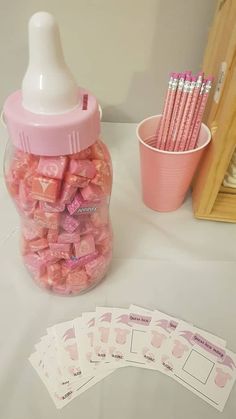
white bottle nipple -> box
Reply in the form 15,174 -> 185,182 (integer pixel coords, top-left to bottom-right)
22,12 -> 79,114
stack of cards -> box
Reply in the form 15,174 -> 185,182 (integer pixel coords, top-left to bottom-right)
29,305 -> 236,411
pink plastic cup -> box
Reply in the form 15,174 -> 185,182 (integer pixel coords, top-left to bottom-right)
137,115 -> 211,212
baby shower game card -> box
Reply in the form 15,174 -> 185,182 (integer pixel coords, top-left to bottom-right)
160,322 -> 236,411
92,307 -> 114,362
49,320 -> 82,382
107,306 -> 152,366
74,314 -> 97,374
139,309 -> 178,369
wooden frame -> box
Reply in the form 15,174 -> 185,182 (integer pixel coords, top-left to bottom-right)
192,0 -> 236,222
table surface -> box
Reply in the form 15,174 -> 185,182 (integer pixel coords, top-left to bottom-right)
0,122 -> 236,419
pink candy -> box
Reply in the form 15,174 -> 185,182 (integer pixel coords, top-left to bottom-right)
97,237 -> 112,255
29,238 -> 48,252
49,243 -> 72,259
65,172 -> 90,188
40,201 -> 65,213
81,184 -> 103,201
69,159 -> 96,179
63,251 -> 98,270
74,234 -> 95,258
31,175 -> 61,203
85,254 -> 107,279
47,262 -> 62,283
71,147 -> 93,160
60,182 -> 77,204
37,156 -> 68,180
39,248 -> 60,264
58,232 -> 80,244
67,269 -> 88,293
6,140 -> 112,295
94,227 -> 111,243
90,141 -> 107,160
61,214 -> 79,233
34,209 -> 59,229
22,223 -> 46,241
47,229 -> 59,243
67,192 -> 84,215
79,218 -> 93,235
91,206 -> 108,227
24,253 -> 46,279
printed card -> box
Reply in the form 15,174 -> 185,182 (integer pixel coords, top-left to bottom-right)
92,307 -> 114,363
29,304 -> 235,411
138,309 -> 178,369
107,306 -> 152,367
159,322 -> 234,411
49,320 -> 82,382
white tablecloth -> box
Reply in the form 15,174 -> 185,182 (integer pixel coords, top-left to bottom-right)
0,122 -> 236,419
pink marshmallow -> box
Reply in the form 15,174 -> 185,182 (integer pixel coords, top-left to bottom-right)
69,159 -> 96,178
74,234 -> 95,258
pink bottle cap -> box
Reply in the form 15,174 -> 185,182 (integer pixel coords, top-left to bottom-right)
3,12 -> 100,156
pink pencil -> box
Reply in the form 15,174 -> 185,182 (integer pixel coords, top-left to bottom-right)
183,72 -> 204,150
187,80 -> 206,142
155,73 -> 175,149
159,73 -> 179,150
188,77 -> 212,150
177,76 -> 197,151
172,75 -> 192,151
165,72 -> 186,151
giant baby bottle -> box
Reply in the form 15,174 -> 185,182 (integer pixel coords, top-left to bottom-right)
3,12 -> 113,295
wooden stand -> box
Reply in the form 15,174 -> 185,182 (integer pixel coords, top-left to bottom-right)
192,0 -> 236,222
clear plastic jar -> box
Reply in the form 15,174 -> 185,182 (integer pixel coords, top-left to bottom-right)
4,139 -> 113,295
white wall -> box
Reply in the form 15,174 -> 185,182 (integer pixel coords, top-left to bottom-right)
0,0 -> 217,122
